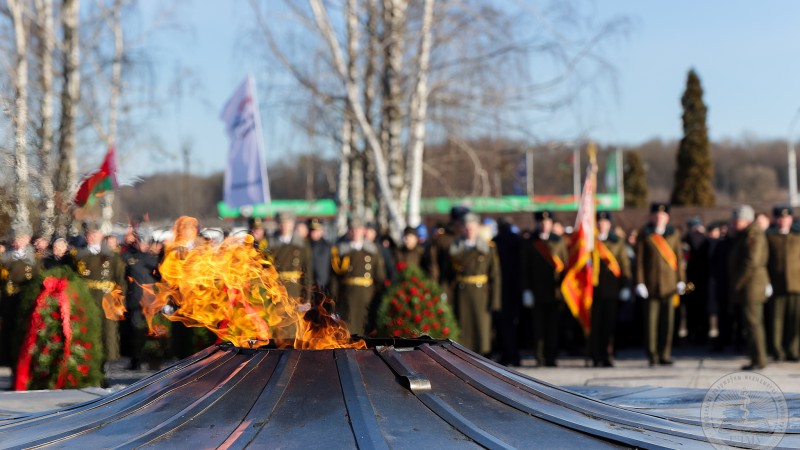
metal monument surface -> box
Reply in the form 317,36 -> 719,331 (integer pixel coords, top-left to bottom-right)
1,338 -> 796,449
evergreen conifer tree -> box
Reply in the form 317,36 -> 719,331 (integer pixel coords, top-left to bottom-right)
671,69 -> 715,206
624,151 -> 648,208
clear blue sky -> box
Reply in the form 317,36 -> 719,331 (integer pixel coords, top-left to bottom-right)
118,0 -> 800,179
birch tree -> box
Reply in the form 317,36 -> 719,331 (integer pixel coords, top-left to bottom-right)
249,0 -> 628,238
54,0 -> 81,237
33,0 -> 56,240
405,0 -> 434,227
8,0 -> 31,232
99,0 -> 124,233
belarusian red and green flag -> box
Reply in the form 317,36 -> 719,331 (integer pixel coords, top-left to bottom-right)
73,146 -> 117,207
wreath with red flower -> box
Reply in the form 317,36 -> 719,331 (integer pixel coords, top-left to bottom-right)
15,266 -> 103,390
376,262 -> 459,340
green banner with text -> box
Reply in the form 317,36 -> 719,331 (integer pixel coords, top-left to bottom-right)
217,194 -> 622,219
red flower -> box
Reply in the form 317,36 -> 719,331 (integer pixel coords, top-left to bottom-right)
397,290 -> 405,297
77,365 -> 90,376
436,308 -> 444,315
84,353 -> 91,361
405,296 -> 412,303
409,287 -> 419,296
395,318 -> 404,326
413,314 -> 422,323
404,309 -> 412,318
426,302 -> 434,309
410,276 -> 418,283
51,311 -> 60,320
432,296 -> 439,304
432,322 -> 440,330
83,342 -> 92,349
396,261 -> 408,272
393,330 -> 402,336
42,346 -> 50,355
54,335 -> 62,343
80,326 -> 88,334
402,282 -> 408,287
422,324 -> 430,332
442,327 -> 450,335
402,328 -> 410,335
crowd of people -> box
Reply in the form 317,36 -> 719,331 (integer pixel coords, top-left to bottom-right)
0,200 -> 794,378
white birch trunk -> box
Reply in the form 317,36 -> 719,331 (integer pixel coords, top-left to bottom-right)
345,0 -> 364,223
102,0 -> 124,234
405,0 -> 434,228
309,0 -> 406,239
55,0 -> 81,237
34,0 -> 56,240
362,0 -> 379,222
382,0 -> 408,220
9,0 -> 31,232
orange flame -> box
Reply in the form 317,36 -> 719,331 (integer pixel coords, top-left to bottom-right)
140,217 -> 365,350
102,286 -> 127,321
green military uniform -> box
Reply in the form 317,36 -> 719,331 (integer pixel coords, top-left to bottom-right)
449,238 -> 501,355
520,232 -> 568,366
394,246 -> 425,270
268,234 -> 313,303
636,222 -> 685,365
766,208 -> 800,360
731,222 -> 770,368
74,247 -> 126,364
329,240 -> 386,335
431,226 -> 455,302
591,231 -> 631,366
0,246 -> 39,366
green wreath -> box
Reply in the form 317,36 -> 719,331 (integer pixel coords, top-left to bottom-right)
15,266 -> 103,390
376,263 -> 459,341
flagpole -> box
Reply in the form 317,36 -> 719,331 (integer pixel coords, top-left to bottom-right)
616,147 -> 624,209
573,145 -> 580,208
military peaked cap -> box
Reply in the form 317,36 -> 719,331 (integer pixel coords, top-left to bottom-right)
650,202 -> 670,214
773,205 -> 793,218
596,211 -> 612,221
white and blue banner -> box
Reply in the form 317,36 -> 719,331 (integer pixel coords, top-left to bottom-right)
220,74 -> 270,209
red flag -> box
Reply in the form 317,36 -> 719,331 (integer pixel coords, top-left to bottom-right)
73,146 -> 118,207
561,145 -> 597,335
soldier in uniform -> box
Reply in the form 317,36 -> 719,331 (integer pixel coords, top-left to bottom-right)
636,203 -> 686,366
43,237 -> 74,270
493,218 -> 522,366
449,213 -> 501,355
591,211 -> 632,367
520,211 -> 568,367
329,217 -> 386,335
431,207 -> 470,305
766,205 -> 800,361
268,211 -> 313,303
729,205 -> 770,370
307,218 -> 331,296
0,223 -> 39,367
248,217 -> 269,257
74,222 -> 126,369
121,235 -> 160,370
394,226 -> 428,273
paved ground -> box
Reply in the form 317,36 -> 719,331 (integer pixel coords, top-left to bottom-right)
1,346 -> 799,415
